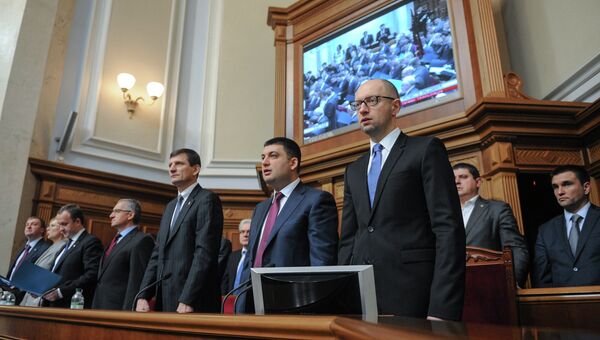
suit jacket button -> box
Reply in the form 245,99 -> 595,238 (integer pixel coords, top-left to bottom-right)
573,267 -> 578,272
367,226 -> 374,233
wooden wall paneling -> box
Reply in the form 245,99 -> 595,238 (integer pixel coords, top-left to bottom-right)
518,286 -> 600,332
29,159 -> 266,248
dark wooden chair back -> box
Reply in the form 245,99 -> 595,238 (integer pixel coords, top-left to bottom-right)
462,246 -> 518,325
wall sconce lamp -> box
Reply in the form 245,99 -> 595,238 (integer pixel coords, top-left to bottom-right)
116,73 -> 165,118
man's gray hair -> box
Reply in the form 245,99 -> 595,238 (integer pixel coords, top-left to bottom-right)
238,218 -> 251,231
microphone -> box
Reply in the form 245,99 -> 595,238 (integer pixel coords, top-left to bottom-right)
131,273 -> 172,311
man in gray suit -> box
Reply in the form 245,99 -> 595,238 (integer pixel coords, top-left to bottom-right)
92,199 -> 154,310
453,163 -> 529,287
136,149 -> 224,313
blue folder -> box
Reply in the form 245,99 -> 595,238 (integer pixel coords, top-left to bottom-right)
8,261 -> 62,296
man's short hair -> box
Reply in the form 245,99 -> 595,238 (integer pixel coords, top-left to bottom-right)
551,165 -> 590,186
238,218 -> 251,231
452,162 -> 481,179
170,148 -> 201,168
119,198 -> 142,224
27,216 -> 46,231
264,137 -> 302,173
57,204 -> 85,225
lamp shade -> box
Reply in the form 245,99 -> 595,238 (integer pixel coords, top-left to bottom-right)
117,73 -> 136,90
146,82 -> 165,99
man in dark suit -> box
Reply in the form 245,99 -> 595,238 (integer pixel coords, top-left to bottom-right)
534,165 -> 600,287
360,31 -> 374,49
92,199 -> 154,310
7,216 -> 51,280
43,204 -> 103,308
221,219 -> 251,294
136,148 -> 223,313
5,216 -> 51,303
453,163 -> 529,287
339,79 -> 465,320
239,137 -> 339,313
376,24 -> 392,44
218,237 -> 232,291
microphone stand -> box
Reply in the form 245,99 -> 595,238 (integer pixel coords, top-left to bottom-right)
131,273 -> 171,312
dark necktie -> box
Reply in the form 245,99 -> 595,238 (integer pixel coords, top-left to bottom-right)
170,195 -> 184,230
254,192 -> 284,267
104,233 -> 122,259
569,214 -> 582,256
368,143 -> 383,207
52,238 -> 72,272
10,245 -> 31,280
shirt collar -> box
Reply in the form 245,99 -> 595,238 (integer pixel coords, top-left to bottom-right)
70,228 -> 86,243
118,225 -> 137,239
370,128 -> 401,153
26,237 -> 43,248
564,201 -> 591,223
276,177 -> 301,201
178,182 -> 198,201
463,195 -> 479,208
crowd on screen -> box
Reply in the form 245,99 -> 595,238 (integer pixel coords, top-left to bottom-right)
303,6 -> 455,137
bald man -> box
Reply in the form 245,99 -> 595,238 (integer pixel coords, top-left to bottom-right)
338,79 -> 465,320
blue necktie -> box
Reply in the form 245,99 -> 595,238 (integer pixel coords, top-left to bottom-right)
170,195 -> 184,230
368,143 -> 383,207
233,249 -> 247,289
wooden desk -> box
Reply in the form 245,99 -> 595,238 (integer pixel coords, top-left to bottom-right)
1,306 -> 599,339
518,285 -> 600,332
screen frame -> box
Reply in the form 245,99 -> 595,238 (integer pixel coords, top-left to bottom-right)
251,265 -> 378,323
300,0 -> 463,145
269,0 -> 480,160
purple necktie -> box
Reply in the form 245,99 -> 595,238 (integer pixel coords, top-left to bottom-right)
254,192 -> 283,268
10,245 -> 31,280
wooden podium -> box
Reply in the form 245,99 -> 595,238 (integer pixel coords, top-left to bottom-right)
1,305 -> 599,339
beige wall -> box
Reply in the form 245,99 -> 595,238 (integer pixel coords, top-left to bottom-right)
0,0 -> 60,274
0,0 -> 27,118
502,0 -> 600,99
95,0 -> 172,149
214,0 -> 295,162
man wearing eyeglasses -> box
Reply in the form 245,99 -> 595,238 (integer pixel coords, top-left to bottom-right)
338,79 -> 465,321
91,199 -> 154,310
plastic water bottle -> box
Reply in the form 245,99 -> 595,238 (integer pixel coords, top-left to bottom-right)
70,288 -> 84,309
0,290 -> 16,306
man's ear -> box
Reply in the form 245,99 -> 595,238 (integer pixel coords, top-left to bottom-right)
475,177 -> 482,190
192,164 -> 201,177
289,157 -> 299,173
583,181 -> 591,196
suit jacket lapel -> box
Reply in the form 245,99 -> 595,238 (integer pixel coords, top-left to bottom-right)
370,133 -> 407,220
265,183 -> 306,247
354,155 -> 370,222
555,217 -> 574,261
98,229 -> 138,279
249,200 -> 271,260
167,184 -> 200,245
575,205 -> 600,260
55,231 -> 87,271
465,198 -> 487,239
27,241 -> 45,261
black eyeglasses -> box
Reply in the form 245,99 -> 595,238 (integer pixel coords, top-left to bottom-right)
111,209 -> 132,214
349,95 -> 397,111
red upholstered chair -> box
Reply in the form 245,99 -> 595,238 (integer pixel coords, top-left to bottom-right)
221,295 -> 237,314
462,246 -> 519,325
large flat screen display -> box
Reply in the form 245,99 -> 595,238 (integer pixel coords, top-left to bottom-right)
302,0 -> 459,143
